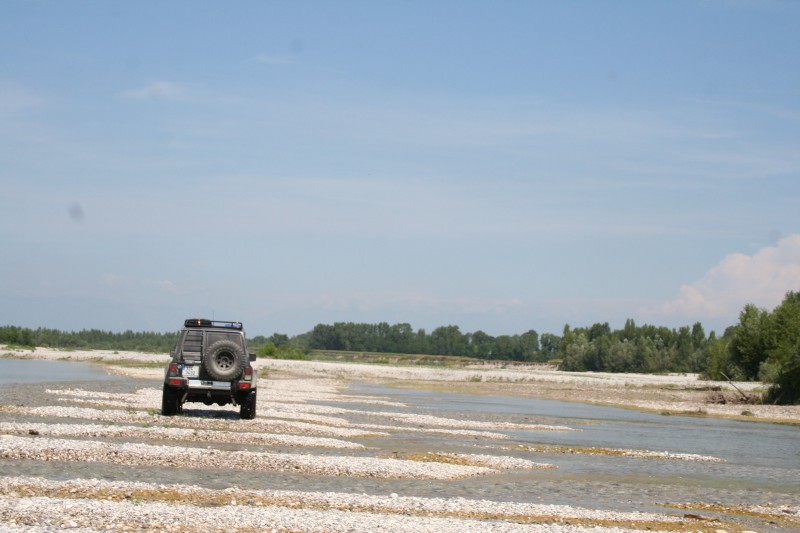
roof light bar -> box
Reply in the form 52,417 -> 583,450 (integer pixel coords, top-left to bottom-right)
183,318 -> 243,330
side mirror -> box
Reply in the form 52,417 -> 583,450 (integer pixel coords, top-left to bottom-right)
249,353 -> 257,362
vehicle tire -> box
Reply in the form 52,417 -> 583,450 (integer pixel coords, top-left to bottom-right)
161,384 -> 181,416
203,340 -> 247,381
240,389 -> 257,420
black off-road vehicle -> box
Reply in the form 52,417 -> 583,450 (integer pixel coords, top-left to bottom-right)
162,318 -> 258,419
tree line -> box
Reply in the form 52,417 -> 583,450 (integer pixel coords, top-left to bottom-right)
301,291 -> 800,404
305,322 -> 554,362
0,327 -> 178,353
304,320 -> 711,372
2,290 -> 798,403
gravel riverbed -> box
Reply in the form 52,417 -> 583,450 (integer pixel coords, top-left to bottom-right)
1,346 -> 798,532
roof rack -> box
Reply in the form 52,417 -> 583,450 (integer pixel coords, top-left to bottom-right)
184,318 -> 243,330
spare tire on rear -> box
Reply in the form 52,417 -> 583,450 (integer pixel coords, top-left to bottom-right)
203,339 -> 247,381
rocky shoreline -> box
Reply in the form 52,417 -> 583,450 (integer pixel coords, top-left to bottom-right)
1,347 -> 798,532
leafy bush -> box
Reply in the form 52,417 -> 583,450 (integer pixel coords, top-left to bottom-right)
258,342 -> 278,358
266,342 -> 310,361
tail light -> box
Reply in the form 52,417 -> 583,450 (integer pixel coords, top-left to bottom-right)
167,363 -> 184,386
238,366 -> 254,389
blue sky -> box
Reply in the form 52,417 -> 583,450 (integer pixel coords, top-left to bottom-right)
2,1 -> 799,338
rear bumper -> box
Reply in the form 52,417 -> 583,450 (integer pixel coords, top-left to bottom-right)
164,378 -> 255,395
186,378 -> 233,390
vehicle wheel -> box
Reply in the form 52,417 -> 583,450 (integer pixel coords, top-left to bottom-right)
240,390 -> 257,420
203,340 -> 247,381
161,384 -> 181,416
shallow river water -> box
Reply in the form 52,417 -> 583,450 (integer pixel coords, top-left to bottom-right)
0,358 -> 120,385
337,382 -> 800,524
349,383 -> 800,495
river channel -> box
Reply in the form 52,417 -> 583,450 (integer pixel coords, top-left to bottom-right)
1,358 -> 798,529
342,383 -> 800,509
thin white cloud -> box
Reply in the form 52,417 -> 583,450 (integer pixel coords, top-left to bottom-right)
645,234 -> 800,323
121,81 -> 186,100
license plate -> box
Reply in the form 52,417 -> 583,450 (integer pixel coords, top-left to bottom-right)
183,365 -> 199,378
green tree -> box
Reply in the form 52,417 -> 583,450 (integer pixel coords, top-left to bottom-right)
269,333 -> 290,347
309,324 -> 343,350
729,304 -> 773,380
519,329 -> 540,361
605,338 -> 635,372
429,325 -> 468,356
539,333 -> 561,360
763,291 -> 800,404
469,330 -> 494,358
389,323 -> 415,353
704,332 -> 732,380
560,332 -> 590,371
